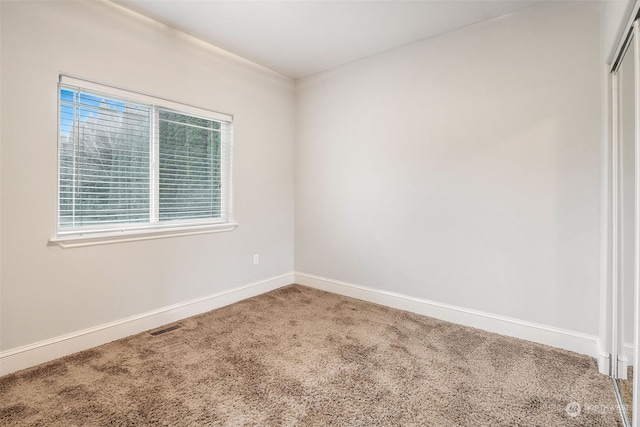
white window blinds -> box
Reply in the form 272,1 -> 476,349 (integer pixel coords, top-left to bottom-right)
158,109 -> 223,222
57,76 -> 233,238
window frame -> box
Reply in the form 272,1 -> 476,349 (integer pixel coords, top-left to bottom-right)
51,75 -> 236,248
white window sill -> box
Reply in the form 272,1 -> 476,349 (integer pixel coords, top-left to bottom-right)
49,223 -> 238,248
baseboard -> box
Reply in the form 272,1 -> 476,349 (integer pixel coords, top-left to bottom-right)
618,357 -> 630,379
0,273 -> 294,376
3,272 -> 606,377
598,351 -> 611,376
295,272 -> 601,361
623,342 -> 634,367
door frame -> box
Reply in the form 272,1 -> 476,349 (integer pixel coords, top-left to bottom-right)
610,11 -> 640,427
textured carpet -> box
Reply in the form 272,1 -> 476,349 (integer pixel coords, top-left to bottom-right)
0,285 -> 621,426
617,367 -> 633,421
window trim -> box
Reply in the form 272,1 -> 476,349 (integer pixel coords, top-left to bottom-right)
51,75 -> 236,248
59,76 -> 233,123
49,222 -> 238,248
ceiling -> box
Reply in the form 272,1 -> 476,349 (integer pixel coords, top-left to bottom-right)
114,0 -> 543,79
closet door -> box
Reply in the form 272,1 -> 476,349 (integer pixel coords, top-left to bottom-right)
612,19 -> 639,427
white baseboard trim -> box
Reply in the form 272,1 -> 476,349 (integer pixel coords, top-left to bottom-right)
295,272 -> 601,361
623,341 -> 635,368
598,351 -> 611,376
618,357 -> 630,379
3,272 -> 606,377
0,273 -> 294,376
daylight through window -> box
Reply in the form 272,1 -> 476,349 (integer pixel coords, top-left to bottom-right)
56,76 -> 234,243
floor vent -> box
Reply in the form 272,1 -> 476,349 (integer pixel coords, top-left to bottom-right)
150,324 -> 182,336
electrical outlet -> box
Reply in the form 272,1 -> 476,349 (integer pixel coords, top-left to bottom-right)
253,254 -> 259,265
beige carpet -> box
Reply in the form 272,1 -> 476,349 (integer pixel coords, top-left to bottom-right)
617,367 -> 633,421
0,285 -> 621,426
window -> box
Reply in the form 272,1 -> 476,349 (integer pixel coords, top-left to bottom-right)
53,76 -> 235,247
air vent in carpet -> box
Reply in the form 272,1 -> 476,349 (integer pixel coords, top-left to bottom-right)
150,324 -> 182,336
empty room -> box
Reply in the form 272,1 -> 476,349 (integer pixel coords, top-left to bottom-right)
1,0 -> 639,425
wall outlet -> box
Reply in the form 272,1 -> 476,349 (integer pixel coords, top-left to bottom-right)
253,254 -> 259,265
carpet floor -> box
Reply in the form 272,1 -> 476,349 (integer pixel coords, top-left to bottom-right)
617,367 -> 633,422
0,285 -> 622,426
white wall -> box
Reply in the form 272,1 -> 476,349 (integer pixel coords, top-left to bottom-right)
0,1 -> 295,352
295,2 -> 602,335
